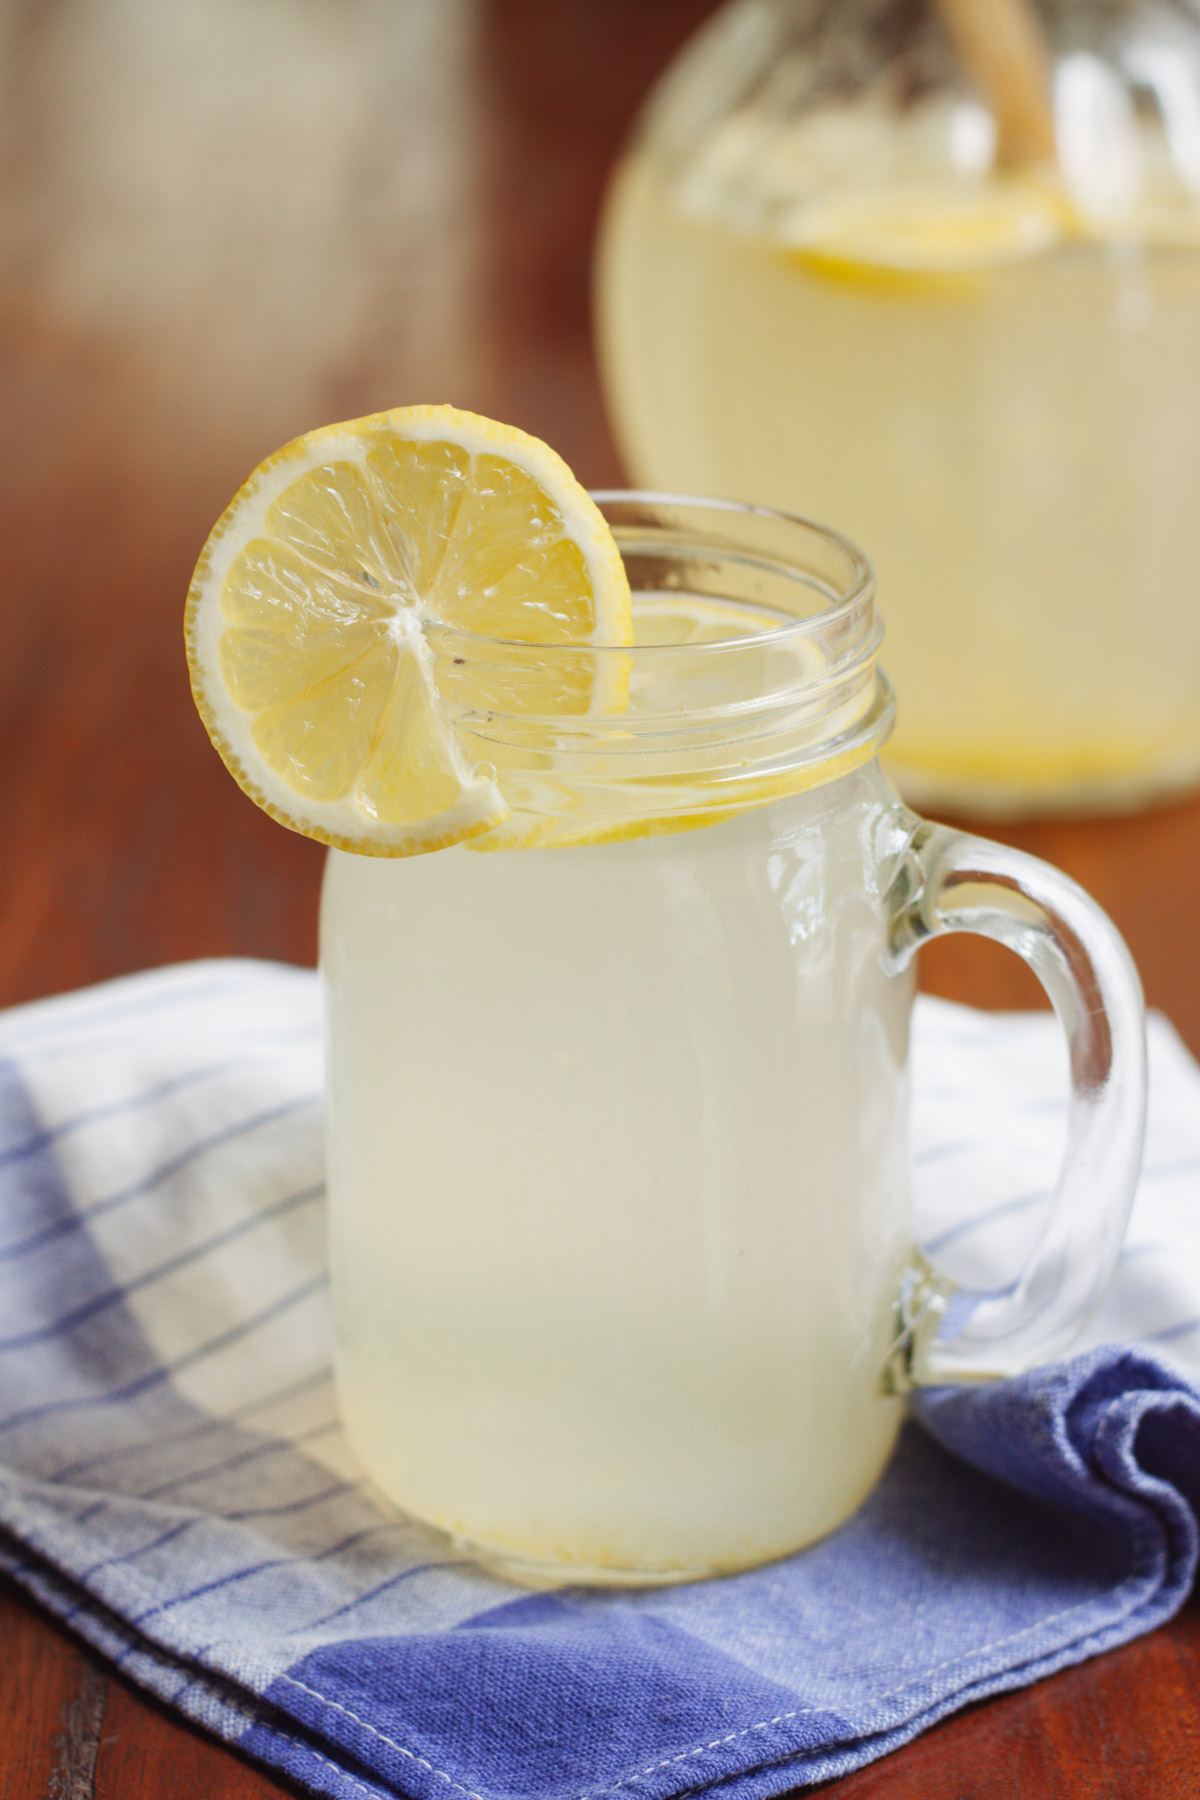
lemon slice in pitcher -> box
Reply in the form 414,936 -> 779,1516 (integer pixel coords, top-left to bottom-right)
185,405 -> 632,856
785,178 -> 1068,291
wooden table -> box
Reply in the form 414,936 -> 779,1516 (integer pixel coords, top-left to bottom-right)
3,1 -> 1200,1792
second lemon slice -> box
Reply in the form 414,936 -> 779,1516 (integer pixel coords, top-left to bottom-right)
186,405 -> 632,856
785,179 -> 1068,290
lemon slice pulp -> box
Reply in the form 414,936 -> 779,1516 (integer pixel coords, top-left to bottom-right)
185,405 -> 632,855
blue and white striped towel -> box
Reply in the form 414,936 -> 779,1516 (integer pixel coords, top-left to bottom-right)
2,958 -> 1200,1800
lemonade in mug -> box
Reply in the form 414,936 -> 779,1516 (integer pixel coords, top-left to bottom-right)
188,408 -> 1145,1584
597,0 -> 1200,814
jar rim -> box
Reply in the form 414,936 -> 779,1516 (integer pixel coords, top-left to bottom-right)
429,493 -> 892,841
423,490 -> 876,658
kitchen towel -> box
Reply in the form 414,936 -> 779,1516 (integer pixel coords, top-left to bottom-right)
1,959 -> 1199,1800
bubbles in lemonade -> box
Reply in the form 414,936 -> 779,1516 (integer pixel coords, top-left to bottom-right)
321,592 -> 911,1582
597,108 -> 1200,813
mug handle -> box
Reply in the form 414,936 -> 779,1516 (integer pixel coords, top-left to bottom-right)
882,817 -> 1147,1392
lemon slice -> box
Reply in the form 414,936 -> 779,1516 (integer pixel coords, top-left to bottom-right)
186,405 -> 632,855
786,179 -> 1067,289
631,594 -> 794,645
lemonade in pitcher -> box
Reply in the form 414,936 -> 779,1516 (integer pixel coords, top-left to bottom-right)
597,0 -> 1200,814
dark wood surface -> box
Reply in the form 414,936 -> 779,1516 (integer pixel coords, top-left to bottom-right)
2,0 -> 1199,1793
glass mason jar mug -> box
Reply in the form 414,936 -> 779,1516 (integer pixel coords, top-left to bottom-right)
596,0 -> 1200,816
321,496 -> 1146,1586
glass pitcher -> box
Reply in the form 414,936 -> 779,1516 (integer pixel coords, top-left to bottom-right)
321,495 -> 1146,1586
596,0 -> 1200,816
